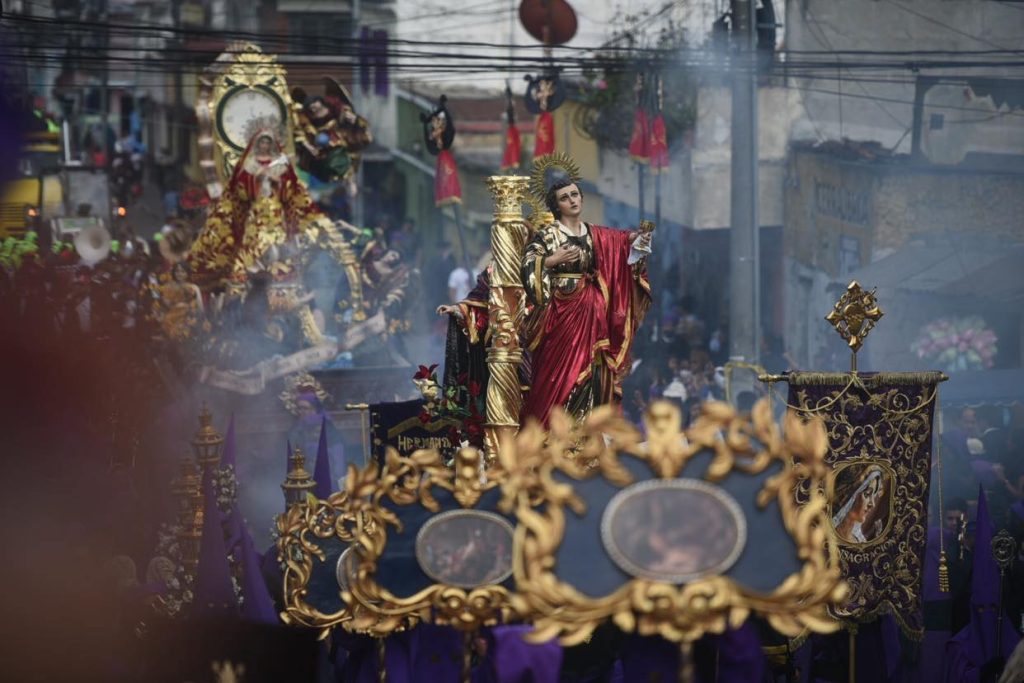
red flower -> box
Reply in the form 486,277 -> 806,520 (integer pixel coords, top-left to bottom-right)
448,426 -> 461,444
468,380 -> 482,398
466,420 -> 482,437
418,410 -> 431,424
414,363 -> 438,380
457,372 -> 469,385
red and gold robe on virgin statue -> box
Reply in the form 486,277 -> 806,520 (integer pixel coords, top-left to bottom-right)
188,130 -> 333,288
520,222 -> 651,427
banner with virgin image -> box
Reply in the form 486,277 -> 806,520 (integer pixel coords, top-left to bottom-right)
786,371 -> 944,638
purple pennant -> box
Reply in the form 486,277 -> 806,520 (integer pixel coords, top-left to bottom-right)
237,515 -> 279,624
221,414 -> 237,470
373,30 -> 389,97
192,469 -> 237,617
313,417 -> 333,499
359,26 -> 372,93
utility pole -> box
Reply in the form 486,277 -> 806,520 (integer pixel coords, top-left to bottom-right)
351,0 -> 365,227
171,0 -> 183,166
728,0 -> 760,364
100,0 -> 110,160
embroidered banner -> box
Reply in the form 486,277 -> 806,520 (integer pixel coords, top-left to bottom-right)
786,371 -> 943,637
368,399 -> 458,466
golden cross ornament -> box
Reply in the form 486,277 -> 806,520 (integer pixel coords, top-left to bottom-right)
826,281 -> 884,354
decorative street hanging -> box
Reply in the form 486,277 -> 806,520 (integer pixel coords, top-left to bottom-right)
501,83 -> 522,171
628,75 -> 650,163
524,73 -> 565,158
421,95 -> 461,206
648,76 -> 670,172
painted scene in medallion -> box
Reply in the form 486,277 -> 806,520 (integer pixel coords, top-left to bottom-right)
602,479 -> 747,584
415,510 -> 514,589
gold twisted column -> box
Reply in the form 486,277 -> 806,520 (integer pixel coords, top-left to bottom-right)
483,175 -> 530,466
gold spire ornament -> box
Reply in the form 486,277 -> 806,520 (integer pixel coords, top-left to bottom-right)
191,404 -> 225,473
825,281 -> 884,371
282,446 -> 317,508
170,455 -> 204,574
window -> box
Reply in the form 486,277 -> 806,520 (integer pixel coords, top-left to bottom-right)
287,13 -> 353,55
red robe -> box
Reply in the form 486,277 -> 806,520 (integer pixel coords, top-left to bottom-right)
521,225 -> 650,427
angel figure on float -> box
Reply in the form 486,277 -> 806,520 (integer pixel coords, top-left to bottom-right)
292,78 -> 373,188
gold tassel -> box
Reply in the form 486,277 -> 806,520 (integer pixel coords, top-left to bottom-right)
938,549 -> 950,593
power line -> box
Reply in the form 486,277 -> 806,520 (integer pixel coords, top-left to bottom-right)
3,11 -> 1023,59
880,0 -> 1020,52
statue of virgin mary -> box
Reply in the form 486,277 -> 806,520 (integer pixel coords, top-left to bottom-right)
187,128 -> 334,288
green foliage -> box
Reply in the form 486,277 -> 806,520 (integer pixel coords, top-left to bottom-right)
572,10 -> 697,153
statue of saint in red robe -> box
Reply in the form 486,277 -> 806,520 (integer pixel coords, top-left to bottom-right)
520,180 -> 652,427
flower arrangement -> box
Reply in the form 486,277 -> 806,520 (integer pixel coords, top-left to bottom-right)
413,363 -> 486,449
911,316 -> 997,372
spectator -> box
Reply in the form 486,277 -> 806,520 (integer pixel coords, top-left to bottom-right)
447,263 -> 473,303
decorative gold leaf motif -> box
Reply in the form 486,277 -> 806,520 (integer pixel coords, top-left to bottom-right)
825,281 -> 884,353
281,447 -> 515,636
503,399 -> 847,645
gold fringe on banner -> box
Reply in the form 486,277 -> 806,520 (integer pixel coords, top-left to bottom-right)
762,371 -> 948,387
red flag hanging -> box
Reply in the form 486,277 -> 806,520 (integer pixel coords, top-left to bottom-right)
501,123 -> 521,170
648,112 -> 669,171
628,108 -> 650,163
435,148 -> 462,206
533,111 -> 555,157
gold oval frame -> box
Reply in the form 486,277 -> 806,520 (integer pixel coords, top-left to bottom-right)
337,447 -> 521,635
601,478 -> 747,584
335,544 -> 358,594
415,509 -> 515,589
501,399 -> 847,645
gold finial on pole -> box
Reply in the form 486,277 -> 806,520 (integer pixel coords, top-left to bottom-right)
825,281 -> 884,373
483,174 -> 530,467
170,455 -> 203,575
191,403 -> 225,474
282,446 -> 317,509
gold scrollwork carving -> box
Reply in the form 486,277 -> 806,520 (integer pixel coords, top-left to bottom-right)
331,448 -> 518,635
197,43 -> 297,185
501,399 -> 846,645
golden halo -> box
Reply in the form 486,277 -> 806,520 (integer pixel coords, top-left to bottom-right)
529,152 -> 582,206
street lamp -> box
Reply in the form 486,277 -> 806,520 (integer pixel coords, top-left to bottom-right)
191,404 -> 224,474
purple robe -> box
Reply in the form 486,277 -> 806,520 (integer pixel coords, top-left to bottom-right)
620,623 -> 766,683
943,489 -> 1021,683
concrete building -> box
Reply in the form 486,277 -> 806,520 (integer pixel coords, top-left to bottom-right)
778,0 -> 1024,370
